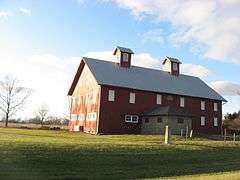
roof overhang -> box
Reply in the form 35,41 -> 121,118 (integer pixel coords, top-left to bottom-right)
67,58 -> 85,96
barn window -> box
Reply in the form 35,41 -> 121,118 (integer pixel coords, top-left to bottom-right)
177,118 -> 184,124
87,112 -> 97,121
201,101 -> 205,110
78,113 -> 85,121
156,94 -> 162,104
108,90 -> 115,102
125,115 -> 138,123
132,115 -> 138,123
129,92 -> 135,104
214,117 -> 218,127
123,53 -> 129,62
180,97 -> 185,107
172,62 -> 178,71
71,114 -> 78,121
214,102 -> 218,112
157,117 -> 162,123
145,118 -> 149,123
200,116 -> 205,126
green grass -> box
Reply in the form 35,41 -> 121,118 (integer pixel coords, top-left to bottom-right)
1,128 -> 240,180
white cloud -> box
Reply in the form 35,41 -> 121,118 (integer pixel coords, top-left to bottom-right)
0,53 -> 80,118
209,81 -> 240,96
141,29 -> 165,44
0,11 -> 13,20
19,8 -> 31,16
76,0 -> 85,4
181,64 -> 213,79
110,0 -> 240,63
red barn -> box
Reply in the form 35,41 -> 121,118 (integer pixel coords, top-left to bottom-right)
68,46 -> 227,135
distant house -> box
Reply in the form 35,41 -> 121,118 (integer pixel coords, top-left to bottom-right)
68,46 -> 227,135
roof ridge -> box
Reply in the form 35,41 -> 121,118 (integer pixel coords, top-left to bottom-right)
83,57 -> 198,79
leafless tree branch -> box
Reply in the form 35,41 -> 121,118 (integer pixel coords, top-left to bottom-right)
0,75 -> 31,127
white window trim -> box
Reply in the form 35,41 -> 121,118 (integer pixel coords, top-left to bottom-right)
180,97 -> 185,107
214,103 -> 218,112
201,101 -> 205,110
156,94 -> 162,105
125,115 -> 139,123
86,112 -> 97,121
108,90 -> 115,102
214,117 -> 218,127
129,92 -> 135,104
201,116 -> 205,126
78,113 -> 85,121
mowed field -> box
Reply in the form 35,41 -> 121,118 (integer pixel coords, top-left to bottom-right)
1,128 -> 240,180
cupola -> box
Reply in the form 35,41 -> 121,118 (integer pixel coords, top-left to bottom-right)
113,46 -> 134,68
162,56 -> 182,76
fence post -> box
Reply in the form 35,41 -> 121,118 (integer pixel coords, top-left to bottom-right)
190,130 -> 193,138
180,129 -> 183,137
233,133 -> 236,142
185,125 -> 189,141
224,129 -> 227,141
165,126 -> 171,144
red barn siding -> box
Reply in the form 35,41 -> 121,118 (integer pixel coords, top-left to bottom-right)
69,63 -> 101,134
98,85 -> 222,134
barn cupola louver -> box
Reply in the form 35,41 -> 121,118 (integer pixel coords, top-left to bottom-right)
113,46 -> 134,68
162,56 -> 182,76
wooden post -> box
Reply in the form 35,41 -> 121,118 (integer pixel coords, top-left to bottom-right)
165,126 -> 171,144
224,129 -> 227,141
180,129 -> 183,137
233,133 -> 236,142
185,125 -> 189,141
190,130 -> 193,138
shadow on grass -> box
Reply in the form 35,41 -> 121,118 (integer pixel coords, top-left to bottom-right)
1,142 -> 240,180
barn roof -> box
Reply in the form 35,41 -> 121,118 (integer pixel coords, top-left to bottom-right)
68,57 -> 227,102
142,106 -> 193,117
113,46 -> 134,54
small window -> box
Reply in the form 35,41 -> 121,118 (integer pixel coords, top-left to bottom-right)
214,117 -> 218,127
201,116 -> 205,126
108,90 -> 115,102
214,102 -> 218,112
78,113 -> 85,121
177,118 -> 184,124
201,101 -> 205,110
156,94 -> 162,104
129,92 -> 135,104
125,115 -> 139,123
87,112 -> 97,121
125,115 -> 132,122
145,118 -> 149,123
172,63 -> 178,71
132,115 -> 138,123
123,53 -> 129,62
157,117 -> 162,123
180,97 -> 185,107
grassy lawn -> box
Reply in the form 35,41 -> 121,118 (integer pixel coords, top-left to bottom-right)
0,128 -> 240,179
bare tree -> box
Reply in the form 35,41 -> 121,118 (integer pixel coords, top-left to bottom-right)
0,76 -> 31,127
36,105 -> 49,127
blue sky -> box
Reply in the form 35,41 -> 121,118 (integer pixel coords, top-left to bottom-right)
0,0 -> 240,117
